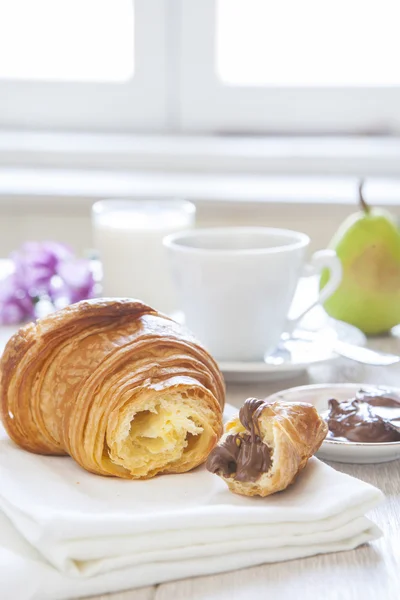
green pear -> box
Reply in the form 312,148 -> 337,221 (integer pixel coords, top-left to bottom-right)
320,182 -> 400,334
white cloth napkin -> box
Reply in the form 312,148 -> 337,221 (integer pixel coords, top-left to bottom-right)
0,408 -> 383,600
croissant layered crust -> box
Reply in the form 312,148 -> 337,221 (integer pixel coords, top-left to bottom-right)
0,299 -> 225,479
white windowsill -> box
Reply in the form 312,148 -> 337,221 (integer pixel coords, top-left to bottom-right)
1,131 -> 400,176
1,168 -> 400,213
1,131 -> 400,210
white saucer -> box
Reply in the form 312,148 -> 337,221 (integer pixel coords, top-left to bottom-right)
267,383 -> 400,464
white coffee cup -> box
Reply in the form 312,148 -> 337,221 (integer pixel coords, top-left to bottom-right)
163,227 -> 342,362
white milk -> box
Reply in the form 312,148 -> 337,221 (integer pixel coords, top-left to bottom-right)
92,200 -> 195,313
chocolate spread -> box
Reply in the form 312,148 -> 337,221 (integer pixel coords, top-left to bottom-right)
206,398 -> 272,482
326,389 -> 400,443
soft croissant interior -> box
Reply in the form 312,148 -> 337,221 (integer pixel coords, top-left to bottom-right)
0,298 -> 225,479
108,393 -> 217,478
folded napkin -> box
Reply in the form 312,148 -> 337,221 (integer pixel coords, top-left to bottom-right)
0,409 -> 383,600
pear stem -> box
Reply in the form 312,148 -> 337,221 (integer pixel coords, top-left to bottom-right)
358,180 -> 370,214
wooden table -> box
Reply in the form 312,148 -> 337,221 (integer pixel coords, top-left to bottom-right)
88,333 -> 400,600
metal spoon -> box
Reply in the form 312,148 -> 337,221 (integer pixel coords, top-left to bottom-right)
286,331 -> 400,366
331,340 -> 400,366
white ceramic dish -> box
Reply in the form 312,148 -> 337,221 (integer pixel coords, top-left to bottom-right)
164,227 -> 342,362
267,383 -> 400,464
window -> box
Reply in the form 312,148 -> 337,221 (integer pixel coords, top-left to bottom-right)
1,0 -> 400,135
180,0 -> 400,133
0,0 -> 134,82
217,0 -> 400,87
0,0 -> 166,131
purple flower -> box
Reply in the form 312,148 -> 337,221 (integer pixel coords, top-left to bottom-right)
11,241 -> 73,296
51,259 -> 95,306
0,274 -> 34,325
0,241 -> 96,325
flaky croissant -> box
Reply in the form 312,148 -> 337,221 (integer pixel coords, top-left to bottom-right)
0,298 -> 225,479
206,398 -> 327,497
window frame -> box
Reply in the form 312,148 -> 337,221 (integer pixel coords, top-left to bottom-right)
0,0 -> 168,132
179,0 -> 400,135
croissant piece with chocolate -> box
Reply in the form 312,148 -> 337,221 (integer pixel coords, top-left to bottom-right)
207,398 -> 327,497
0,299 -> 225,479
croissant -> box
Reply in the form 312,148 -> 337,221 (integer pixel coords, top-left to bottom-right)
206,398 -> 327,497
0,298 -> 225,479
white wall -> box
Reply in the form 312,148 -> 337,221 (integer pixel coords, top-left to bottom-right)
0,198 -> 386,258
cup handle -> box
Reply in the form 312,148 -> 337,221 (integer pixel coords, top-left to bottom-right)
286,249 -> 343,334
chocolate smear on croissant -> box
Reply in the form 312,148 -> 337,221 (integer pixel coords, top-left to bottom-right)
207,398 -> 272,481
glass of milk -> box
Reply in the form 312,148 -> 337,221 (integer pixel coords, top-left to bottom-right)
92,199 -> 195,313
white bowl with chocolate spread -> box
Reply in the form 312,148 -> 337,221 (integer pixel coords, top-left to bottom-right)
266,383 -> 400,464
